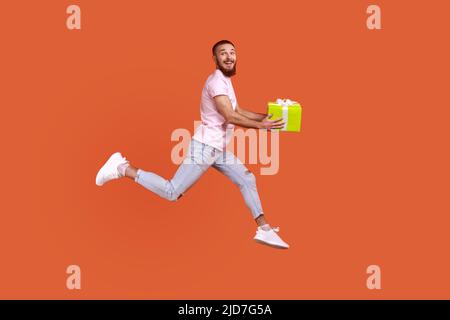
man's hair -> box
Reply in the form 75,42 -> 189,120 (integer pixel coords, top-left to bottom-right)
212,40 -> 235,56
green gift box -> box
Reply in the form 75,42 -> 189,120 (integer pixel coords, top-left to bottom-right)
267,99 -> 302,132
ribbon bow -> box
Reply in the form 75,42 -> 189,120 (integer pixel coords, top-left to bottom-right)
276,98 -> 297,107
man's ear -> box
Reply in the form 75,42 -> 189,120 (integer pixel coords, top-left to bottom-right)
212,55 -> 217,64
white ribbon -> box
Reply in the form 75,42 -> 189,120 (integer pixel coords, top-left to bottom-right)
275,98 -> 297,130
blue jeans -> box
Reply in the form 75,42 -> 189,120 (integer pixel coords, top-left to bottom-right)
134,138 -> 264,219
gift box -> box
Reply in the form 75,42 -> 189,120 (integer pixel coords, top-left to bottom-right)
267,98 -> 302,132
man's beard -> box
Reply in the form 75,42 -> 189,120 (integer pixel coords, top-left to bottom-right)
217,60 -> 237,77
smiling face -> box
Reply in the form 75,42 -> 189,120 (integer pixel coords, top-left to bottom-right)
213,43 -> 237,77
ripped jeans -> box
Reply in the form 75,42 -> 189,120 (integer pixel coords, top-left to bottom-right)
134,138 -> 264,219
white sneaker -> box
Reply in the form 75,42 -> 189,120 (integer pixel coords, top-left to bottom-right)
95,152 -> 128,186
254,226 -> 290,249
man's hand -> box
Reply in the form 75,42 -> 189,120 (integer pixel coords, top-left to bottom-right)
260,114 -> 285,130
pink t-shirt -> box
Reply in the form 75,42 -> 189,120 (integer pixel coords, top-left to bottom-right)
192,69 -> 237,151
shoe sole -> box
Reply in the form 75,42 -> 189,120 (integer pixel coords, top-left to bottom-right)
95,152 -> 122,186
254,238 -> 289,249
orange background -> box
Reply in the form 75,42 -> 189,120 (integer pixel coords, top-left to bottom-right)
1,0 -> 449,299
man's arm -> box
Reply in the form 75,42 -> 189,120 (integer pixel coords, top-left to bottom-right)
235,103 -> 267,122
213,95 -> 284,130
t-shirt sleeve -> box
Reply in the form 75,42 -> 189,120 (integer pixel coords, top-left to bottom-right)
207,77 -> 228,98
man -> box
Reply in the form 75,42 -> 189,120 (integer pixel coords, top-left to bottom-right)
95,40 -> 290,249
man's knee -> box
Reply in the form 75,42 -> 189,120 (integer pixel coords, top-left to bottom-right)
167,193 -> 183,202
166,182 -> 184,202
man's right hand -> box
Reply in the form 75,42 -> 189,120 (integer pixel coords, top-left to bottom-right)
260,114 -> 285,130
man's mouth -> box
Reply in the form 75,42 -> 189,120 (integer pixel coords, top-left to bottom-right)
225,61 -> 234,66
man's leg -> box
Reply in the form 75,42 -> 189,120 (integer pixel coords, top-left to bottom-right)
132,139 -> 217,201
123,165 -> 138,179
130,160 -> 207,201
211,151 -> 266,224
255,214 -> 269,228
212,151 -> 289,249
